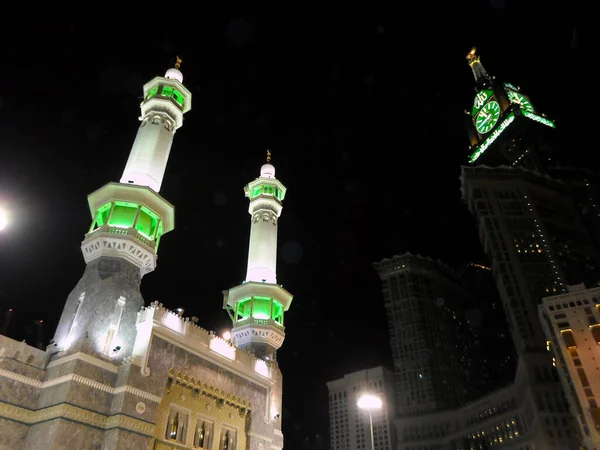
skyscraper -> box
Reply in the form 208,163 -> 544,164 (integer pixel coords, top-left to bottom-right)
458,262 -> 517,391
327,367 -> 396,450
460,47 -> 589,449
540,284 -> 600,449
0,60 -> 289,450
373,253 -> 478,415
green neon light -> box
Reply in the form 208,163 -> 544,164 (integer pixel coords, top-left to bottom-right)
92,202 -> 162,242
504,82 -> 519,91
237,298 -> 252,320
136,206 -> 159,238
469,113 -> 515,163
253,296 -> 271,320
172,89 -> 184,106
234,296 -> 284,323
522,110 -> 555,128
147,86 -> 159,100
250,184 -> 285,200
471,89 -> 494,117
146,85 -> 185,108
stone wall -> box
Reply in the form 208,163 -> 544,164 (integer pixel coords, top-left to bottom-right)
0,417 -> 28,450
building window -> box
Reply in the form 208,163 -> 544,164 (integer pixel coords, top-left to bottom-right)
165,406 -> 190,444
220,427 -> 237,450
64,292 -> 85,350
193,417 -> 214,449
102,296 -> 126,356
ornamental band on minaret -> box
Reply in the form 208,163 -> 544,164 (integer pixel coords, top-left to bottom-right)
223,150 -> 294,359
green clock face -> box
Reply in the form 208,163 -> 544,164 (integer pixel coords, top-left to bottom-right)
475,101 -> 501,134
507,91 -> 534,112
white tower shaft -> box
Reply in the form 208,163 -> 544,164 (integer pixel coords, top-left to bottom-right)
120,59 -> 191,193
120,114 -> 175,193
246,207 -> 279,284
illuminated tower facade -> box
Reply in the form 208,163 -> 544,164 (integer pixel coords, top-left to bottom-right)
223,151 -> 293,359
51,58 -> 191,361
460,49 -> 588,449
465,47 -> 556,169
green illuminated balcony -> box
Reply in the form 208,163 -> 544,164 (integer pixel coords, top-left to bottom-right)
249,183 -> 285,201
232,296 -> 285,328
89,200 -> 164,249
146,84 -> 186,108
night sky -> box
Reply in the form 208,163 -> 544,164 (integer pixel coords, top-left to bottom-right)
0,6 -> 581,449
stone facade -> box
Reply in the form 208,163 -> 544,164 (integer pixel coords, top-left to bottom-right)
0,297 -> 284,450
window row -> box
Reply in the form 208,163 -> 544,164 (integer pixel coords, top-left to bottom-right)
165,406 -> 238,449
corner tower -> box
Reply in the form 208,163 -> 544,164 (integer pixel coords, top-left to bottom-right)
50,58 -> 190,361
464,47 -> 556,169
223,151 -> 293,359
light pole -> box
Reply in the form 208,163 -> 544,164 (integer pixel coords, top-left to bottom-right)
357,393 -> 382,450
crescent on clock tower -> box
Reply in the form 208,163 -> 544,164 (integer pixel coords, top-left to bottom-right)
464,47 -> 556,169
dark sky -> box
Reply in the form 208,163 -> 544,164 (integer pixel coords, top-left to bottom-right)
0,7 -> 581,449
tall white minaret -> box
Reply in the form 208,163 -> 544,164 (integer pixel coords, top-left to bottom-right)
121,56 -> 192,192
51,58 -> 191,360
223,151 -> 293,359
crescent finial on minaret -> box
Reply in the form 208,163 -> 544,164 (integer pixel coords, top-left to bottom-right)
175,56 -> 182,70
266,149 -> 272,163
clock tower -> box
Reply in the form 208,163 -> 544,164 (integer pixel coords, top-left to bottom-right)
465,47 -> 556,169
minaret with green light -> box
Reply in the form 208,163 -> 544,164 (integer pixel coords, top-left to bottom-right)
50,57 -> 191,361
464,47 -> 556,168
222,150 -> 293,359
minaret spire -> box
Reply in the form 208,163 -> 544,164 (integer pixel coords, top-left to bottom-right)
222,152 -> 293,359
466,47 -> 492,88
120,56 -> 191,192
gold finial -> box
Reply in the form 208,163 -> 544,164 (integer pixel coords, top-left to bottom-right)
466,47 -> 480,67
266,149 -> 272,163
175,56 -> 182,70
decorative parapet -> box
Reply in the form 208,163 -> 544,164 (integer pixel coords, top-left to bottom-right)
0,334 -> 50,370
167,368 -> 252,414
137,302 -> 272,379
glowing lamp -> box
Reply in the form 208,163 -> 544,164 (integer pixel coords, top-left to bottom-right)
357,394 -> 382,410
0,207 -> 7,231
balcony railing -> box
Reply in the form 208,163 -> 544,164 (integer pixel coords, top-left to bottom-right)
86,224 -> 156,249
235,317 -> 285,330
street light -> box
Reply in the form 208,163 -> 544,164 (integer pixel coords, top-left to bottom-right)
357,394 -> 382,450
0,207 -> 7,231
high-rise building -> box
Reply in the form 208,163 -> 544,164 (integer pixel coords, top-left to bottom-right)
458,262 -> 517,391
540,284 -> 600,449
460,47 -> 588,449
0,60 -> 290,450
327,367 -> 396,450
373,253 -> 479,415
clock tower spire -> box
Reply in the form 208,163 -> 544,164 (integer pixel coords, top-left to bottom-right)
464,48 -> 556,168
466,47 -> 492,89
